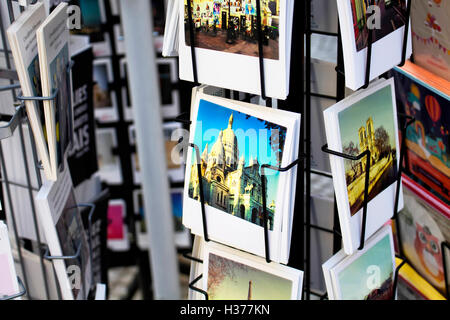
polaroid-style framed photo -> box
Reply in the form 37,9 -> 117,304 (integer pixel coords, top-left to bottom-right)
203,241 -> 303,300
93,58 -> 118,123
397,175 -> 450,295
121,57 -> 180,121
323,78 -> 402,255
336,0 -> 412,90
95,128 -> 122,184
324,225 -> 396,300
178,0 -> 294,100
106,199 -> 129,252
183,92 -> 300,263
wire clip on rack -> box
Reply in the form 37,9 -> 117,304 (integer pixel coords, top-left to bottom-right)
0,277 -> 27,300
260,158 -> 303,263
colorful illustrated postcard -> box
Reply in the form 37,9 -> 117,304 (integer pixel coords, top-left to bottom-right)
324,78 -> 402,254
411,0 -> 450,82
203,241 -> 303,300
183,92 -> 299,263
392,65 -> 449,204
398,175 -> 450,295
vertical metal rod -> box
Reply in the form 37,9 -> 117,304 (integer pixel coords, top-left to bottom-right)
6,0 -> 15,24
186,0 -> 199,85
441,242 -> 449,299
304,0 -> 312,300
17,123 -> 50,299
362,0 -> 375,89
261,171 -> 270,263
120,0 -> 180,299
398,0 -> 412,67
0,2 -> 18,101
358,151 -> 371,250
286,0 -> 305,280
255,0 -> 266,100
191,143 -> 208,242
25,117 -> 42,188
0,143 -> 30,299
392,259 -> 407,300
332,195 -> 341,254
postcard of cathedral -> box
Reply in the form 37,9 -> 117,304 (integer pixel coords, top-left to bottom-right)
183,92 -> 300,264
323,78 -> 403,255
202,241 -> 303,300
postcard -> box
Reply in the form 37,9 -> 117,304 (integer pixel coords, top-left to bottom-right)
6,2 -> 53,180
36,165 -> 91,300
93,58 -> 118,123
324,78 -> 403,254
395,257 -> 447,300
178,0 -> 294,99
328,225 -> 396,300
37,2 -> 73,180
95,128 -> 122,184
391,63 -> 449,205
397,175 -> 449,295
203,241 -> 303,300
337,0 -> 412,90
411,0 -> 450,82
183,92 -> 299,263
106,199 -> 129,252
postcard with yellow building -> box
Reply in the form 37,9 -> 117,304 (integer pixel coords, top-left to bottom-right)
183,92 -> 300,263
324,78 -> 403,255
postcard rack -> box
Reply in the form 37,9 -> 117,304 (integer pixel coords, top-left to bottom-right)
181,0 -> 449,301
0,0 -> 103,300
0,91 -> 98,300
